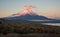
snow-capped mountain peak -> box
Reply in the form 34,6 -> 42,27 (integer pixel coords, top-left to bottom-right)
12,4 -> 38,16
4,5 -> 50,21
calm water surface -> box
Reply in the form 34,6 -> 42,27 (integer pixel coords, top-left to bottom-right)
42,23 -> 60,26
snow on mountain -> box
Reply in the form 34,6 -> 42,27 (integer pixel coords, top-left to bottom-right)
11,4 -> 38,16
4,5 -> 52,21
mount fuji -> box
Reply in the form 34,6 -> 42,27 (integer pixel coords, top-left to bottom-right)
1,5 -> 60,23
3,5 -> 51,21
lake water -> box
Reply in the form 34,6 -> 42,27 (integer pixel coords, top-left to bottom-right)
42,23 -> 60,26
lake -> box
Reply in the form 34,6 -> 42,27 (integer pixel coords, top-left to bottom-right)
42,23 -> 60,26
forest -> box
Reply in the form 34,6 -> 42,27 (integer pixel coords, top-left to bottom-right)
0,18 -> 60,35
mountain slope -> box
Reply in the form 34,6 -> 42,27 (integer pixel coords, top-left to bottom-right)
4,12 -> 50,21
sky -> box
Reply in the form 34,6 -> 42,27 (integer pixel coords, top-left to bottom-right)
0,0 -> 60,18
